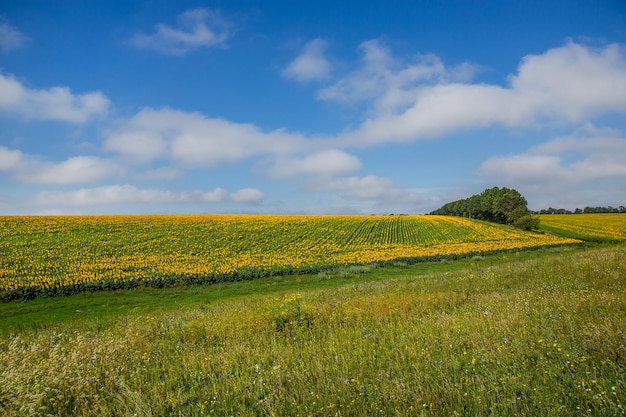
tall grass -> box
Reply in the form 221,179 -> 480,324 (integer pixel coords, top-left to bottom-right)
1,246 -> 624,416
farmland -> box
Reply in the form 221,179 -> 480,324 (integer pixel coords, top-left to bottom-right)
0,215 -> 579,301
539,213 -> 626,242
1,214 -> 625,416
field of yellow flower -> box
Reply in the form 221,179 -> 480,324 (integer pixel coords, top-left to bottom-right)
0,215 -> 579,300
539,213 -> 626,242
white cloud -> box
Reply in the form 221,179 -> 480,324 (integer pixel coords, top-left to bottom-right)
15,156 -> 123,185
0,146 -> 121,185
509,42 -> 626,121
283,38 -> 332,82
480,132 -> 626,207
105,107 -> 309,167
311,174 -> 422,204
0,146 -> 23,171
480,154 -> 566,186
229,188 -> 265,204
130,8 -> 231,55
268,149 -> 361,178
0,18 -> 27,53
33,184 -> 264,207
328,41 -> 626,147
318,39 -> 478,115
103,130 -> 168,163
0,73 -> 110,123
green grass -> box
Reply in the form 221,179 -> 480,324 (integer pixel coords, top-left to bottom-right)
0,245 -> 580,335
1,244 -> 624,416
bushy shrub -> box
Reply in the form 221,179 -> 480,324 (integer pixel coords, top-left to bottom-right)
514,214 -> 540,231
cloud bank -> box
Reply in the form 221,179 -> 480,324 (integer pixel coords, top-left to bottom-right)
330,41 -> 626,146
34,184 -> 264,207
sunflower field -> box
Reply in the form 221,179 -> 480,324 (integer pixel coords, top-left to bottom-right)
0,215 -> 580,300
539,213 -> 626,242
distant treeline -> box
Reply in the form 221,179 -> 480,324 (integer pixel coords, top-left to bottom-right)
535,206 -> 626,214
430,187 -> 539,230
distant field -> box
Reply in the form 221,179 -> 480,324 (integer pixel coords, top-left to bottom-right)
539,213 -> 626,242
0,215 -> 578,300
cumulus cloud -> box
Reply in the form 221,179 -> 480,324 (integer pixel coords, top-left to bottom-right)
0,72 -> 110,123
329,41 -> 626,146
283,38 -> 332,82
0,146 -> 122,185
268,149 -> 361,178
104,107 -> 309,167
318,39 -> 478,115
0,146 -> 23,171
130,8 -> 231,55
480,131 -> 626,207
0,18 -> 27,53
229,188 -> 265,204
310,174 -> 422,204
104,130 -> 168,164
33,184 -> 264,207
481,134 -> 626,183
15,156 -> 123,185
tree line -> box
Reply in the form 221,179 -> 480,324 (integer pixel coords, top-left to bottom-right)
430,187 -> 539,230
536,206 -> 626,214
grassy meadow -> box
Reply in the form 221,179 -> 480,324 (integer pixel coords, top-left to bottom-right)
0,214 -> 625,416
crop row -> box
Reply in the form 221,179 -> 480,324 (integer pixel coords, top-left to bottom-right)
0,215 -> 580,301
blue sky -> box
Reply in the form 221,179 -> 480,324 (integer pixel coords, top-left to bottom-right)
1,0 -> 626,214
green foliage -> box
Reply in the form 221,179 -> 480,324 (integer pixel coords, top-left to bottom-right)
514,213 -> 541,231
539,206 -> 626,214
431,186 -> 539,230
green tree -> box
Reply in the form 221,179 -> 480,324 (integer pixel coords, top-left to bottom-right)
431,186 -> 539,230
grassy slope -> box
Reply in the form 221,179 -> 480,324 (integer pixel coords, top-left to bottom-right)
1,245 -> 624,416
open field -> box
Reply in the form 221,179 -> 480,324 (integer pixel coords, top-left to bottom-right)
0,245 -> 624,416
0,215 -> 579,301
1,214 -> 624,415
539,213 -> 626,242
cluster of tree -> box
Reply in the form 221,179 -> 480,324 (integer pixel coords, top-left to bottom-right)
536,206 -> 626,214
430,187 -> 539,230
